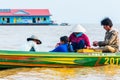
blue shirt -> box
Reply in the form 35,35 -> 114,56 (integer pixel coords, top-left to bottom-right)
50,43 -> 73,52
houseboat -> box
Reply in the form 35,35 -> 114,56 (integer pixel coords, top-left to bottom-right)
0,9 -> 53,25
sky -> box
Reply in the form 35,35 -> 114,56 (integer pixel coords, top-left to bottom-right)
1,0 -> 120,24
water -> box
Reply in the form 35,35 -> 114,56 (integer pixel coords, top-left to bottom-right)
1,66 -> 120,80
0,24 -> 120,80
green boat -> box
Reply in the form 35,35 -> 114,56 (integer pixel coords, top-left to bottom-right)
0,50 -> 120,69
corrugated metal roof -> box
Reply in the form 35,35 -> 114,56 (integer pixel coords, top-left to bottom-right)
0,9 -> 51,16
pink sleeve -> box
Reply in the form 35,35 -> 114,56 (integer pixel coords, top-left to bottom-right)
84,34 -> 91,47
69,33 -> 73,42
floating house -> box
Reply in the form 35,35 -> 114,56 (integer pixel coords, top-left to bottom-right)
0,9 -> 53,25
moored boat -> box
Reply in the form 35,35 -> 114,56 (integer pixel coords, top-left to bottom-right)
0,50 -> 120,69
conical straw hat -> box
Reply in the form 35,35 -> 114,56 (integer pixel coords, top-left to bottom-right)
72,24 -> 86,33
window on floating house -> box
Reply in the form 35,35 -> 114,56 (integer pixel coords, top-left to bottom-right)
36,17 -> 40,23
40,17 -> 46,22
2,18 -> 5,21
7,18 -> 10,23
2,17 -> 7,23
33,18 -> 36,23
37,18 -> 40,21
43,17 -> 46,21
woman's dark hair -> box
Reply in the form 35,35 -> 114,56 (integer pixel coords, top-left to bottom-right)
101,17 -> 113,27
60,36 -> 68,43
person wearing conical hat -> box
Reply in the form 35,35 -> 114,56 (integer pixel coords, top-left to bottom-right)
20,35 -> 42,52
69,24 -> 91,52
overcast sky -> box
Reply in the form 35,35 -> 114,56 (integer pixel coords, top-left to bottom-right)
1,0 -> 120,24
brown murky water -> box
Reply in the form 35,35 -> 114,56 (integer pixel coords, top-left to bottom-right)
0,25 -> 120,80
0,65 -> 120,80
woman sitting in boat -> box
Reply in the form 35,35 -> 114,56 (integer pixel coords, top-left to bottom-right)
93,17 -> 119,53
50,36 -> 73,52
20,35 -> 42,52
69,24 -> 91,52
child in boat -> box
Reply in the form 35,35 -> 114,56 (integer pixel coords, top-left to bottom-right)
93,17 -> 119,53
20,35 -> 42,52
69,24 -> 91,52
50,36 -> 73,52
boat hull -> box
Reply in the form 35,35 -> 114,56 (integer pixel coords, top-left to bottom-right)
0,50 -> 120,69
